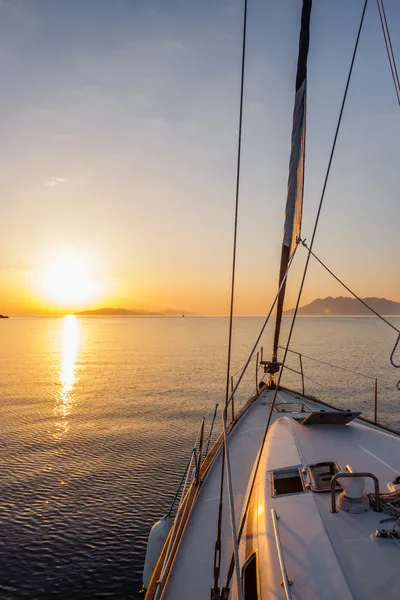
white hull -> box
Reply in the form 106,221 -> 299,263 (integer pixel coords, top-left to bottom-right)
145,388 -> 400,599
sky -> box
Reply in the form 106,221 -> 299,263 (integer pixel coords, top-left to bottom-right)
0,0 -> 399,315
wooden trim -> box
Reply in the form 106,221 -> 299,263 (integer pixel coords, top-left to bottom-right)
144,393 -> 260,599
144,525 -> 174,599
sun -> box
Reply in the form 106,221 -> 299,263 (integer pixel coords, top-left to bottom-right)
38,246 -> 102,308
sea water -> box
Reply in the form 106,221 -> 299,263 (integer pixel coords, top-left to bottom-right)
0,315 -> 399,598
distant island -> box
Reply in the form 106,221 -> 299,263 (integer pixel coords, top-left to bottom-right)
0,314 -> 9,319
285,296 -> 400,316
75,308 -> 194,316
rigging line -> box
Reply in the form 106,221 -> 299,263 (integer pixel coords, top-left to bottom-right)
224,0 -> 369,590
230,352 -> 258,380
377,0 -> 400,104
298,239 -> 400,392
214,244 -> 298,599
299,240 -> 400,335
213,244 -> 298,596
278,345 -> 390,382
221,408 -> 242,600
376,0 -> 399,100
391,335 -> 400,368
220,246 -> 298,591
213,1 -> 248,597
380,0 -> 400,91
226,246 -> 298,410
390,334 -> 400,391
225,0 -> 248,414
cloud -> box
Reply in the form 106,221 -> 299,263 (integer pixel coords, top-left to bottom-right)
45,177 -> 66,187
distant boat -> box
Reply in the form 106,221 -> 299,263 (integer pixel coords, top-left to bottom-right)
142,2 -> 400,599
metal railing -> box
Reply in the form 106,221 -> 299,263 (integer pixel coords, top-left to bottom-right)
270,509 -> 293,599
166,348 -> 267,520
225,344 -> 398,434
152,355 -> 267,598
229,350 -> 265,422
277,345 -> 398,431
166,404 -> 219,520
330,471 -> 381,514
150,404 -> 222,599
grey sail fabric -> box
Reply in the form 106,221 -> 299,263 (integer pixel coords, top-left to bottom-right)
283,79 -> 306,254
272,0 -> 311,361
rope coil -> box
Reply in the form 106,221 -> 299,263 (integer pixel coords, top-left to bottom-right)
369,487 -> 400,518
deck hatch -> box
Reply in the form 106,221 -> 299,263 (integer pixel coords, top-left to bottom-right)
271,467 -> 305,497
307,461 -> 343,492
301,410 -> 361,425
271,402 -> 311,413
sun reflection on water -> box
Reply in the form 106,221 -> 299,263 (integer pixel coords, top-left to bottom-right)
54,315 -> 79,438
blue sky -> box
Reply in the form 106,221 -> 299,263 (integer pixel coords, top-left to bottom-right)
0,0 -> 399,314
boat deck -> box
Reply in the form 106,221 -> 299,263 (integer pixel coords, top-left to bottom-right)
160,388 -> 400,599
253,414 -> 400,599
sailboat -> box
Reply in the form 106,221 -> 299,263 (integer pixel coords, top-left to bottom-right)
142,1 -> 400,598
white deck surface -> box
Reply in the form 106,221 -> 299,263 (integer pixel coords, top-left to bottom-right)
162,390 -> 272,599
253,415 -> 400,599
161,389 -> 400,599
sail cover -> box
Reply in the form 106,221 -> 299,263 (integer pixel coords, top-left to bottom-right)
283,0 -> 310,254
272,0 -> 311,361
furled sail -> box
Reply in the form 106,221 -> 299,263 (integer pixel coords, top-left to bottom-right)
272,0 -> 311,362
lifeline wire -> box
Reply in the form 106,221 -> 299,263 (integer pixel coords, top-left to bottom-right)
280,345 -> 392,382
224,0 -> 248,414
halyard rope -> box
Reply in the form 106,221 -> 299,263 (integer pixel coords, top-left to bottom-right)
217,0 -> 249,595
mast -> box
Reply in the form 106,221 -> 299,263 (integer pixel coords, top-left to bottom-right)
271,0 -> 312,363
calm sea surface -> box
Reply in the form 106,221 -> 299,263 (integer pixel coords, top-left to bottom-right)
1,315 -> 399,598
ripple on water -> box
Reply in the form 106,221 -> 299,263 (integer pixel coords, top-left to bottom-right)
0,316 -> 399,598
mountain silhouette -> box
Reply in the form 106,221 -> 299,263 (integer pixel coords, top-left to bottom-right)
285,296 -> 400,316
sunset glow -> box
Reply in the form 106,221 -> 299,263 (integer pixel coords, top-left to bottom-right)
53,314 -> 79,438
0,1 -> 398,317
38,247 -> 102,309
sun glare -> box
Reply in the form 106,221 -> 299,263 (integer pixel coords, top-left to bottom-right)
39,246 -> 102,308
53,314 -> 79,438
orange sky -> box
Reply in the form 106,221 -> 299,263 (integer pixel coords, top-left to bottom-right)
2,240 -> 399,316
0,1 -> 399,316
